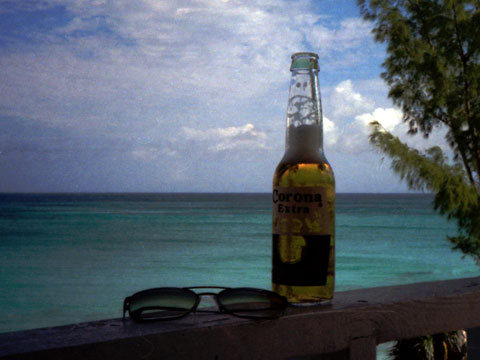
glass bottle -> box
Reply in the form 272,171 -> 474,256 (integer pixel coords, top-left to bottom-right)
272,52 -> 335,304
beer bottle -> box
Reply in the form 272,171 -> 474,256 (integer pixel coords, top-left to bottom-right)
272,52 -> 335,303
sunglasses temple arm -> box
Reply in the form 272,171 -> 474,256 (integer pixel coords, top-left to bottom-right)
123,297 -> 131,320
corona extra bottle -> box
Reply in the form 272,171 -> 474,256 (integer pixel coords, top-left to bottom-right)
272,52 -> 335,303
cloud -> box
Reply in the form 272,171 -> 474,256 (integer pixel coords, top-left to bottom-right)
355,107 -> 404,134
0,0 -> 380,130
329,80 -> 375,118
324,79 -> 381,153
324,80 -> 450,155
307,17 -> 379,67
323,116 -> 338,147
130,123 -> 268,164
327,104 -> 450,155
309,17 -> 373,52
0,0 -> 410,192
350,107 -> 404,152
354,107 -> 450,154
182,123 -> 267,152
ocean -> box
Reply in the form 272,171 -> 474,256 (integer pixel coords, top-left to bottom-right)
0,193 -> 478,339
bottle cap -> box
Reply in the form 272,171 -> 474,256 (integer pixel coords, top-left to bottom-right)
290,52 -> 319,71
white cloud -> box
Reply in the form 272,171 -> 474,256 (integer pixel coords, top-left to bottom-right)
309,18 -> 373,52
182,123 -> 267,152
328,104 -> 450,155
354,107 -> 450,154
323,116 -> 338,147
130,122 -> 268,162
307,17 -> 378,68
1,0 -> 408,192
355,107 -> 404,134
329,80 -> 375,118
323,80 -> 450,155
0,0 -> 381,130
323,79 -> 378,153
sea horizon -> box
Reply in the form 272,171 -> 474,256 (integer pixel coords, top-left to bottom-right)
1,192 -> 477,336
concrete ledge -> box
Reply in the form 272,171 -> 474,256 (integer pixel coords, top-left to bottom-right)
1,276 -> 480,359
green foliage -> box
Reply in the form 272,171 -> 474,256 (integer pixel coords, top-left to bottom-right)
358,0 -> 480,179
370,122 -> 480,263
359,0 -> 480,263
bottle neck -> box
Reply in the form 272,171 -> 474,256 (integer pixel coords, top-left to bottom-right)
283,68 -> 325,163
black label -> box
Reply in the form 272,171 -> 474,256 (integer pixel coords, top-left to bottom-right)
272,234 -> 331,286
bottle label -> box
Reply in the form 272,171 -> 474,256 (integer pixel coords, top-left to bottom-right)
273,186 -> 330,235
272,186 -> 331,286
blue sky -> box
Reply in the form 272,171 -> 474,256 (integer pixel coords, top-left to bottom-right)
0,0 -> 447,193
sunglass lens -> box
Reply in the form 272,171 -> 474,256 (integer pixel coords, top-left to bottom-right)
129,288 -> 197,321
217,288 -> 287,319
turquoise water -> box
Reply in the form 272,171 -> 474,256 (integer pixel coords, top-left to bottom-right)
0,193 -> 478,334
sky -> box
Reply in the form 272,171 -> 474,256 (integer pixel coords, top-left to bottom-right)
0,0 -> 449,193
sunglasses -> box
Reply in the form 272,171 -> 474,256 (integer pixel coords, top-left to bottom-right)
123,286 -> 288,321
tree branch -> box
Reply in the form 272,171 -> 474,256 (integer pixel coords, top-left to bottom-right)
451,1 -> 480,189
